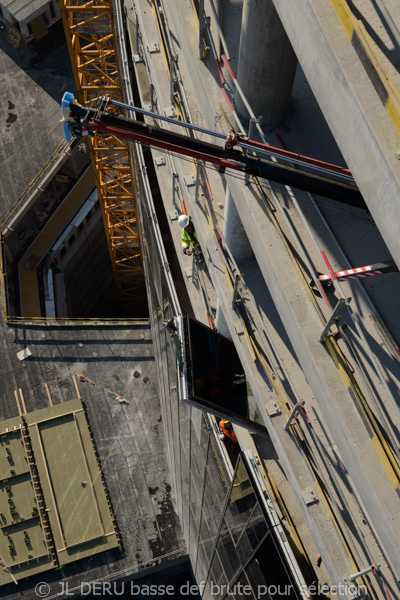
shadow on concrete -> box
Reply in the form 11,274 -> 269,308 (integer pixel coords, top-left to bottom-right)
347,0 -> 400,73
0,22 -> 75,103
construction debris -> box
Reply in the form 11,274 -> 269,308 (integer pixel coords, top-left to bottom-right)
116,396 -> 129,405
16,348 -> 32,361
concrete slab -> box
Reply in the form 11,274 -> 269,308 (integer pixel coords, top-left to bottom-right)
272,0 -> 400,270
0,27 -> 75,213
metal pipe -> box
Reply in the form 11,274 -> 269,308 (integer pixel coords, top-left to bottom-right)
208,0 -> 230,59
284,402 -> 303,431
224,63 -> 256,125
109,98 -> 354,182
221,55 -> 266,141
169,54 -> 175,104
349,564 -> 377,582
109,97 -> 227,140
194,161 -> 201,204
195,256 -> 215,326
370,0 -> 400,47
203,16 -> 218,60
135,14 -> 139,55
199,0 -> 205,60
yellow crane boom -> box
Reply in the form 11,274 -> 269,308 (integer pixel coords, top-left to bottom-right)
59,0 -> 145,311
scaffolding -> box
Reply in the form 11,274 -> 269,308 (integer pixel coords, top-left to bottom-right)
59,0 -> 144,310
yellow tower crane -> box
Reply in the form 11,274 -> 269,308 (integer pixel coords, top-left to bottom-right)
59,0 -> 145,311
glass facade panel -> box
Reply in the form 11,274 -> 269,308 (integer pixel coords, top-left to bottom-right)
225,458 -> 257,545
234,572 -> 257,600
214,523 -> 241,584
243,503 -> 268,550
245,555 -> 272,596
183,316 -> 267,432
196,516 -> 211,582
136,166 -> 305,600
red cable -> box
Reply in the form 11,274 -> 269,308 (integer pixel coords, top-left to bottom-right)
216,58 -> 225,85
221,54 -> 235,80
221,88 -> 234,112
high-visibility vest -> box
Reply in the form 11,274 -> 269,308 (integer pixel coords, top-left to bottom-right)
181,229 -> 200,252
220,420 -> 238,443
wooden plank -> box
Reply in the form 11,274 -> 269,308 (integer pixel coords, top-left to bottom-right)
2,566 -> 17,585
19,388 -> 27,414
28,408 -> 84,428
44,383 -> 53,407
72,375 -> 80,398
34,425 -> 66,551
73,413 -> 105,536
13,390 -> 22,417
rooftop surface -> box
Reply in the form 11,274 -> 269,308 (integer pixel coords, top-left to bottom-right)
0,398 -> 120,586
1,0 -> 49,23
0,26 -> 74,213
0,320 -> 185,599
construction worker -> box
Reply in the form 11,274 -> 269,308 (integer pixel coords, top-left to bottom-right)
178,214 -> 203,260
219,419 -> 238,443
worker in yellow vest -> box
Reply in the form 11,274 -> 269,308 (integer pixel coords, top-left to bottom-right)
178,214 -> 203,261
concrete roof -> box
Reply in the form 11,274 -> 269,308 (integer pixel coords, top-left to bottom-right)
0,38 -> 185,599
0,29 -> 75,213
0,322 -> 185,600
1,0 -> 48,23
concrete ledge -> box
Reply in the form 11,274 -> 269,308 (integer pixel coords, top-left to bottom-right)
273,0 -> 400,269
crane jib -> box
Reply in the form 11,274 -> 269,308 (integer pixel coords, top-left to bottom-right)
63,95 -> 364,208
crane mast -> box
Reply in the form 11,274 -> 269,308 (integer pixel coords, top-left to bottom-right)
59,0 -> 145,311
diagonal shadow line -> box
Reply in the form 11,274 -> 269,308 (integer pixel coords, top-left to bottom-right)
26,356 -> 155,363
13,338 -> 152,346
347,1 -> 400,72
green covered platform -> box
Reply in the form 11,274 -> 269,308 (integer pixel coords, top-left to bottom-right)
0,399 -> 119,586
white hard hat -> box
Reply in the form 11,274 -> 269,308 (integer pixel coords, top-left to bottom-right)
178,214 -> 190,229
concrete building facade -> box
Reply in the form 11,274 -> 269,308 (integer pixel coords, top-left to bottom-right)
0,0 -> 61,45
138,188 -> 310,600
130,0 -> 400,598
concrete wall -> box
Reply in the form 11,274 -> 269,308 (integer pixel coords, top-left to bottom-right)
235,0 -> 297,127
271,0 -> 400,270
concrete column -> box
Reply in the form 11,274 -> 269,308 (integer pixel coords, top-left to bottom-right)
223,187 -> 252,262
216,303 -> 232,339
217,187 -> 250,340
235,0 -> 297,127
